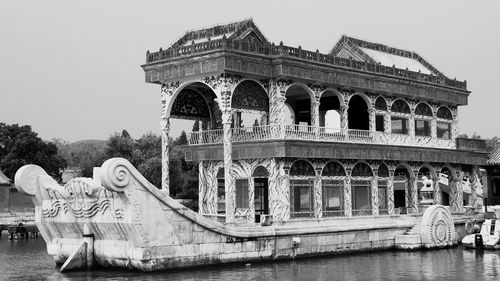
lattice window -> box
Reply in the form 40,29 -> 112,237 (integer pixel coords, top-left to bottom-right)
351,163 -> 373,177
322,162 -> 346,177
391,99 -> 410,114
415,103 -> 433,117
437,106 -> 453,120
289,160 -> 315,176
375,97 -> 387,111
252,166 -> 269,178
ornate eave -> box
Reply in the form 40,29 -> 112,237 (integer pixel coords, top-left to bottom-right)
142,49 -> 469,106
185,140 -> 488,166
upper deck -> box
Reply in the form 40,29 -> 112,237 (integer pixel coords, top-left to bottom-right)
142,19 -> 486,166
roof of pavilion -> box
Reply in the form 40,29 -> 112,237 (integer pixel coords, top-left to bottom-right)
167,18 -> 269,50
488,146 -> 500,165
0,170 -> 11,185
329,35 -> 446,78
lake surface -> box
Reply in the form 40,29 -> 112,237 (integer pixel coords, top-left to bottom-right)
1,234 -> 499,281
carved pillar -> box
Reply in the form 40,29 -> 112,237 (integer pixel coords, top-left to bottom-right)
159,82 -> 181,195
344,168 -> 352,217
384,110 -> 392,134
470,167 -> 480,208
311,98 -> 320,127
341,105 -> 349,139
409,113 -> 416,139
198,161 -> 206,214
432,177 -> 442,205
449,171 -> 464,213
451,107 -> 459,141
406,176 -> 418,213
269,80 -> 289,125
161,117 -> 170,194
222,111 -> 234,222
269,158 -> 290,222
371,173 -> 379,215
387,170 -> 395,215
431,117 -> 437,139
314,171 -> 323,219
248,177 -> 255,222
369,108 -> 376,132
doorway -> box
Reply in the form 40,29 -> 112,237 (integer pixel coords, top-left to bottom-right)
254,178 -> 269,223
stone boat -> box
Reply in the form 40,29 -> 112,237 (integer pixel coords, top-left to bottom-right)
15,158 -> 474,271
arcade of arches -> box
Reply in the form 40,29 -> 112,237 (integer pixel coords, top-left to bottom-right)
160,76 -> 463,223
198,157 -> 480,223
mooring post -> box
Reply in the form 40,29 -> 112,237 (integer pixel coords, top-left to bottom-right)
82,223 -> 94,269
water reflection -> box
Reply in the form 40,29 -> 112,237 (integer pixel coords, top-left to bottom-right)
1,235 -> 499,281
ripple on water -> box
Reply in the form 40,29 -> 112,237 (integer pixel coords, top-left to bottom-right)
1,235 -> 499,281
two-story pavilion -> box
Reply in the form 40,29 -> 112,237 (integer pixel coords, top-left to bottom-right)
141,19 -> 488,224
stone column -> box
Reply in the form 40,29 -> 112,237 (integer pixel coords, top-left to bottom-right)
449,171 -> 464,213
268,159 -> 290,222
311,98 -> 320,127
222,111 -> 235,223
387,172 -> 395,215
314,175 -> 323,218
160,117 -> 170,194
198,161 -> 206,214
344,169 -> 352,217
384,111 -> 392,134
371,175 -> 379,215
341,105 -> 349,138
409,113 -> 415,139
451,108 -> 459,141
248,177 -> 255,222
470,167 -> 480,208
409,176 -> 419,213
369,108 -> 376,132
269,80 -> 288,125
431,117 -> 437,139
432,177 -> 442,205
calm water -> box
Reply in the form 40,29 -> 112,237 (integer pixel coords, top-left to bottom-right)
1,235 -> 499,281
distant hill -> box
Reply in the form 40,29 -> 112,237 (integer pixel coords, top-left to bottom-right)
54,139 -> 107,169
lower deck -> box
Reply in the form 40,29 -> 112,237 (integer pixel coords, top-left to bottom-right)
198,157 -> 483,224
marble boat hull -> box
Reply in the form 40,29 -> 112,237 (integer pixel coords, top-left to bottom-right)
14,158 -> 469,271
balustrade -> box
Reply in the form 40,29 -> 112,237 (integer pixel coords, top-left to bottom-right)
146,38 -> 467,90
187,125 -> 456,149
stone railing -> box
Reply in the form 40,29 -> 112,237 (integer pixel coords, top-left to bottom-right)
146,39 -> 467,90
455,138 -> 487,152
187,125 -> 456,149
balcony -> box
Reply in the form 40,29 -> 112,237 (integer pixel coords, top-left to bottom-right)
187,125 -> 456,150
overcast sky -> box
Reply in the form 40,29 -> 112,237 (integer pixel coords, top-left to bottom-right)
1,0 -> 499,142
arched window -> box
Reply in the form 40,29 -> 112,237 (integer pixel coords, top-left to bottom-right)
322,162 -> 346,217
393,166 -> 410,213
415,103 -> 432,137
216,168 -> 225,214
378,164 -> 389,214
436,107 -> 452,140
437,107 -> 453,120
375,97 -> 387,111
351,163 -> 373,216
391,99 -> 410,114
348,95 -> 369,130
415,103 -> 433,117
289,160 -> 315,218
231,80 -> 269,128
391,99 -> 410,134
374,97 -> 387,132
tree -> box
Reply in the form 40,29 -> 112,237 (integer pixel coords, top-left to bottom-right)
0,123 -> 67,181
192,121 -> 200,132
173,131 -> 188,146
105,130 -> 135,161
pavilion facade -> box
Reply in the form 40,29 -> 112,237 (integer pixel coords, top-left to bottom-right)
142,19 -> 488,223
